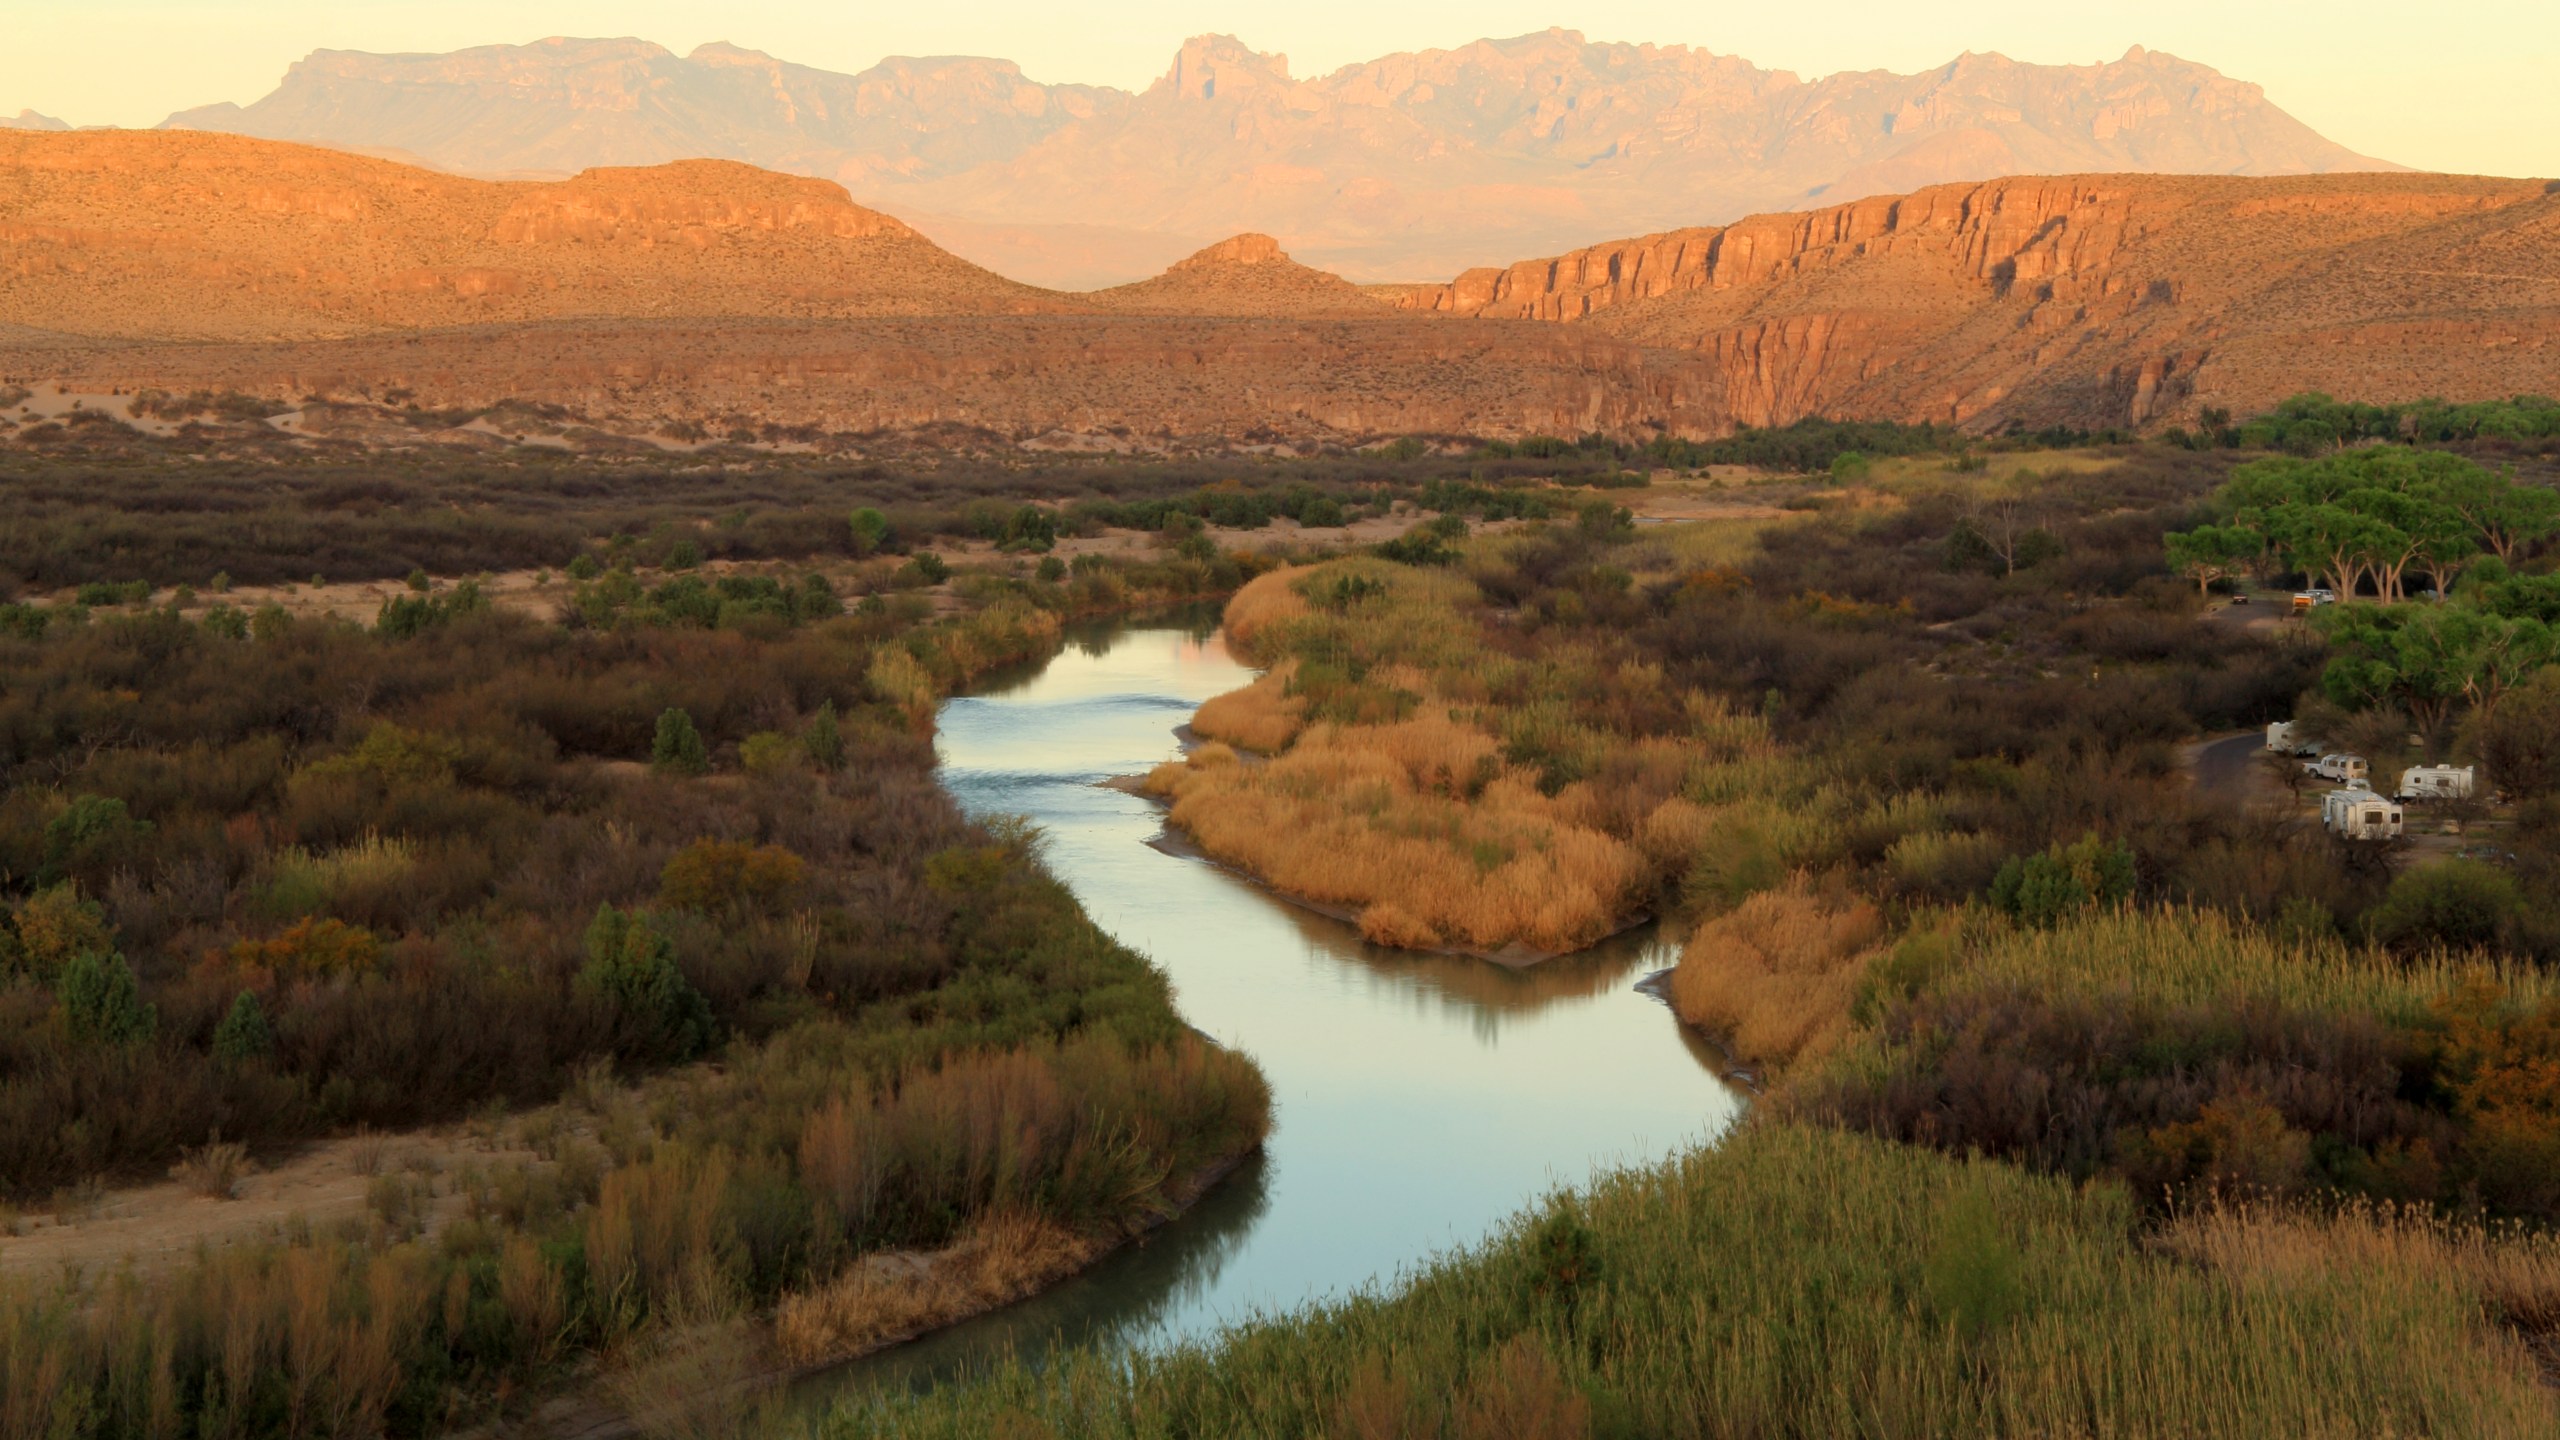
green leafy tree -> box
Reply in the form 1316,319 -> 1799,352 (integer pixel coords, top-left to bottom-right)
579,905 -> 713,1059
212,989 -> 273,1062
57,949 -> 156,1046
651,708 -> 709,776
2164,524 -> 2260,596
2439,465 -> 2560,563
2319,603 -> 2556,751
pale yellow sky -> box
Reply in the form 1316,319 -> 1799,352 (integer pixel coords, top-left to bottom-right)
7,1 -> 2555,178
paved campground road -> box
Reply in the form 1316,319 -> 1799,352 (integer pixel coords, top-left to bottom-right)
2194,731 -> 2272,798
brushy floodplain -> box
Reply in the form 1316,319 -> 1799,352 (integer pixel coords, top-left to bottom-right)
0,543 -> 1276,1434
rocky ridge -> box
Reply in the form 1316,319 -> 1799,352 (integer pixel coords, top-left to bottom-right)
5,132 -> 2555,447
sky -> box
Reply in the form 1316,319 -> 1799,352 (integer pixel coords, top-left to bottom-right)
6,1 -> 2557,178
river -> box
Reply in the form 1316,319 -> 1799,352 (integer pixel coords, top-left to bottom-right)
795,614 -> 1743,1402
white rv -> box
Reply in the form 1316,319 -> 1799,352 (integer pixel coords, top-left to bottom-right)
2396,765 -> 2476,802
2322,787 -> 2404,840
2265,722 -> 2319,757
2304,753 -> 2369,784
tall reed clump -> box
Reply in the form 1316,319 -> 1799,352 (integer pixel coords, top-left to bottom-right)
1146,713 -> 1651,954
1668,886 -> 1886,1065
1149,559 -> 1709,955
818,1121 -> 2560,1440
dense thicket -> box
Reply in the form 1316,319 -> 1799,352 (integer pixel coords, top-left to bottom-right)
0,569 -> 1269,1432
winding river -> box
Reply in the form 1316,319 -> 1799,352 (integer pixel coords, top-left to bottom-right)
797,614 -> 1743,1402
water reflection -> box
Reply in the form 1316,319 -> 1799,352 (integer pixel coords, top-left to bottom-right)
796,617 -> 1741,1402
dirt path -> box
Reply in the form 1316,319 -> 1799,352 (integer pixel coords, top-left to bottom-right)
1,1123 -> 546,1282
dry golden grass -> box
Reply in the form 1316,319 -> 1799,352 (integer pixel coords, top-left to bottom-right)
172,1136 -> 252,1201
1668,886 -> 1887,1065
1220,566 -> 1311,653
2158,1198 -> 2560,1363
1190,662 -> 1304,752
1148,711 -> 1652,955
773,1212 -> 1104,1367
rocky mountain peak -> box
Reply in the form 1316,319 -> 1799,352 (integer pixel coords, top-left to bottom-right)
1172,233 -> 1289,269
1154,35 -> 1294,103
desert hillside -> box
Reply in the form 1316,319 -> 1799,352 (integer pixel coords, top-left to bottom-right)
162,31 -> 2392,285
0,129 -> 1065,341
5,133 -> 2556,445
1399,172 -> 2560,426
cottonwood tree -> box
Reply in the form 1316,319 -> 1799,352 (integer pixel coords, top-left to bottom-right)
2179,447 -> 2549,602
2165,524 -> 2259,595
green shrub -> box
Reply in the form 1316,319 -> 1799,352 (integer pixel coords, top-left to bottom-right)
849,507 -> 891,554
41,795 -> 151,884
650,708 -> 709,776
801,702 -> 844,770
578,905 -> 712,1060
739,731 -> 799,777
56,949 -> 156,1046
212,990 -> 273,1061
1989,835 -> 2136,929
2366,861 -> 2523,953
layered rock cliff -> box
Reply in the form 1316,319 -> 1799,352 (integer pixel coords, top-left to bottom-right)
1394,173 -> 2560,428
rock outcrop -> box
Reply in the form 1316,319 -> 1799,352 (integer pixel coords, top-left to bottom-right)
1394,173 -> 2560,428
163,31 -> 2394,286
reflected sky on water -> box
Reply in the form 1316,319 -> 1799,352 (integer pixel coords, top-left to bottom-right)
799,618 -> 1741,1401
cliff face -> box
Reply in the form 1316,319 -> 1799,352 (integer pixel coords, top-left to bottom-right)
164,31 -> 2393,286
1391,173 -> 2560,428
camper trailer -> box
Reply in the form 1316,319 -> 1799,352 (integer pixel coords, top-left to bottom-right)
2322,787 -> 2404,840
2265,722 -> 2319,757
2396,765 -> 2476,803
2305,753 -> 2369,784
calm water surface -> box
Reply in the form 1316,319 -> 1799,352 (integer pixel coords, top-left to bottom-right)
799,617 -> 1741,1398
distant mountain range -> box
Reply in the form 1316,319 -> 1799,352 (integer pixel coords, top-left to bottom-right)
158,30 -> 2396,286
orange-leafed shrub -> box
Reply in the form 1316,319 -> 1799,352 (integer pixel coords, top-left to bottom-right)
659,839 -> 805,915
2432,980 -> 2560,1215
1668,887 -> 1885,1064
2122,1097 -> 2316,1198
226,916 -> 384,977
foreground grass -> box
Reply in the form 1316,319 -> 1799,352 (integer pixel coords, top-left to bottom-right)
822,1121 -> 2557,1439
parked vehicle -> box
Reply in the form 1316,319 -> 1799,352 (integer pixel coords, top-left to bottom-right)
2265,721 -> 2320,757
2396,765 -> 2476,802
2305,753 -> 2368,783
2322,786 -> 2404,840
